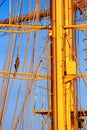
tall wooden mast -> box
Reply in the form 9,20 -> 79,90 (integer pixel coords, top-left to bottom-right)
51,0 -> 57,129
51,0 -> 66,129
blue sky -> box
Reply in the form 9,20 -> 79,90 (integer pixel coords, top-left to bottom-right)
76,9 -> 87,111
0,0 -> 8,19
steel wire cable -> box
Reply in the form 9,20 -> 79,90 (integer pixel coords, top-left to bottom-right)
0,0 -> 6,7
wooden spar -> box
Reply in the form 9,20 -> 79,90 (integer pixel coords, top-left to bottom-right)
51,0 -> 58,129
75,0 -> 87,9
0,9 -> 50,24
0,0 -> 86,25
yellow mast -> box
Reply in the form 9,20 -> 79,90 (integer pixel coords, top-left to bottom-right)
51,0 -> 57,129
52,0 -> 77,129
56,0 -> 66,129
51,0 -> 66,129
55,0 -> 87,130
64,0 -> 77,130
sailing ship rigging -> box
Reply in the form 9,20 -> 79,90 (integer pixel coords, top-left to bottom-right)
0,0 -> 87,130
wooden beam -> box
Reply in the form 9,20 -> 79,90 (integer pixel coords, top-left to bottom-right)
76,0 -> 87,9
0,9 -> 50,24
0,1 -> 87,25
